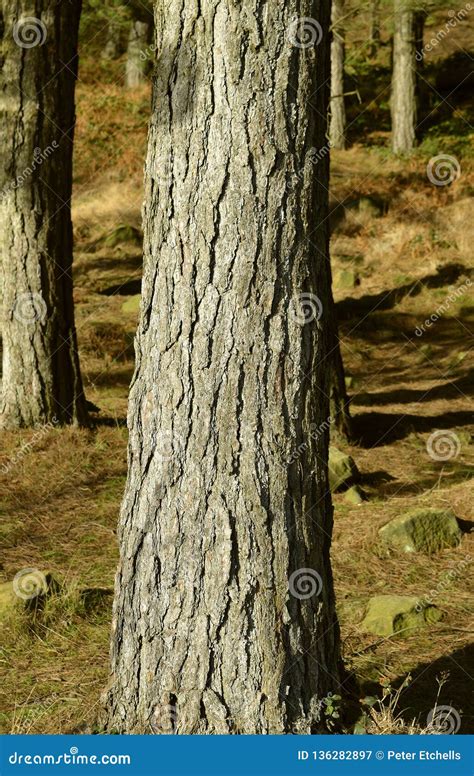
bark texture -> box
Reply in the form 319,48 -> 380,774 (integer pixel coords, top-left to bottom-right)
329,0 -> 346,150
0,0 -> 88,428
106,0 -> 340,735
125,20 -> 151,89
391,0 -> 417,154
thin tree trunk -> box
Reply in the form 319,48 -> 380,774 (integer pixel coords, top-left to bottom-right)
125,21 -> 150,89
391,0 -> 417,154
102,18 -> 123,60
329,305 -> 352,441
329,0 -> 346,150
0,1 -> 88,428
369,0 -> 381,56
105,0 -> 340,735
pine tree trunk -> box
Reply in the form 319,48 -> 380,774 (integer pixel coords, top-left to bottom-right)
329,0 -> 346,150
391,0 -> 417,154
105,0 -> 340,735
102,19 -> 123,60
0,1 -> 88,429
329,302 -> 352,441
125,21 -> 150,89
369,0 -> 381,56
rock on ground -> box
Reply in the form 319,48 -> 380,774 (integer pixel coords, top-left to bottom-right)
361,595 -> 442,637
379,508 -> 462,554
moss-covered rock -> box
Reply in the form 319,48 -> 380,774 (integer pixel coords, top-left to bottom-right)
103,224 -> 142,247
361,595 -> 442,637
329,447 -> 359,492
0,582 -> 16,621
343,485 -> 365,505
334,268 -> 359,290
379,508 -> 461,554
121,294 -> 141,314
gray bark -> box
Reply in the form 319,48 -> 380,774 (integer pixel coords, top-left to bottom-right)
0,0 -> 88,428
125,21 -> 151,89
329,0 -> 346,150
105,0 -> 340,735
391,0 -> 417,154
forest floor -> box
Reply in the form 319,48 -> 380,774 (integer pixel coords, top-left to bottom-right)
0,51 -> 473,734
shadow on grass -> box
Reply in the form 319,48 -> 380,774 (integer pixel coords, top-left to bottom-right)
396,642 -> 474,734
352,409 -> 474,447
337,263 -> 471,321
353,371 -> 474,406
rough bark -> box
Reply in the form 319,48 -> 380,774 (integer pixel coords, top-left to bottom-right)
125,20 -> 151,89
0,0 -> 88,428
105,0 -> 340,735
329,0 -> 346,150
391,0 -> 417,154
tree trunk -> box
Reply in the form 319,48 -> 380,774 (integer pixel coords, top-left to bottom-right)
329,302 -> 352,441
329,0 -> 346,150
0,1 -> 88,428
391,0 -> 417,154
105,0 -> 340,735
102,18 -> 123,60
369,0 -> 381,56
125,21 -> 150,89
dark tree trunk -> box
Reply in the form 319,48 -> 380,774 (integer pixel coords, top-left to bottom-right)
329,304 -> 352,442
125,20 -> 151,89
0,0 -> 88,428
105,0 -> 341,735
369,0 -> 381,56
391,0 -> 417,153
329,0 -> 346,149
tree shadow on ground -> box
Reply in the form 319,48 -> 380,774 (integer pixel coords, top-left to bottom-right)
337,263 -> 471,321
352,409 -> 474,447
395,643 -> 474,734
353,371 -> 474,406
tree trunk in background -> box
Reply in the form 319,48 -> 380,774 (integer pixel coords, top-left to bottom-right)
329,302 -> 352,441
391,0 -> 417,153
369,0 -> 381,56
102,18 -> 123,60
105,0 -> 340,734
0,1 -> 88,428
125,21 -> 150,89
329,0 -> 346,150
414,10 -> 427,124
